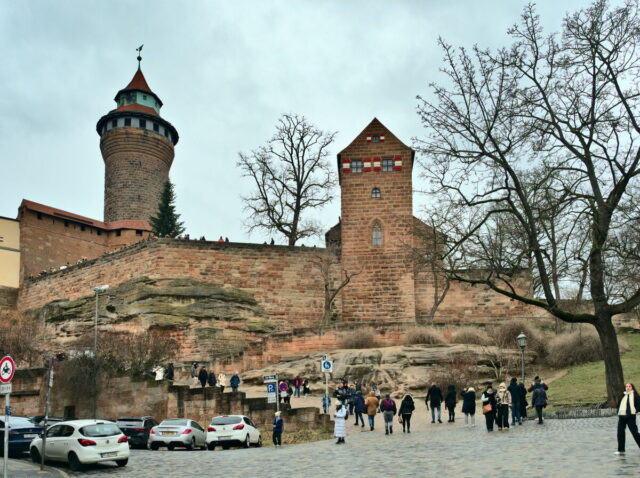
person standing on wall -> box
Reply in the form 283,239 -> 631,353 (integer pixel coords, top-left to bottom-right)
218,371 -> 227,393
615,383 -> 640,455
207,369 -> 217,388
198,365 -> 208,389
190,362 -> 198,386
444,384 -> 457,423
230,372 -> 240,393
364,391 -> 379,431
273,411 -> 284,448
496,382 -> 512,431
334,403 -> 347,444
426,383 -> 443,424
398,394 -> 415,433
294,375 -> 302,397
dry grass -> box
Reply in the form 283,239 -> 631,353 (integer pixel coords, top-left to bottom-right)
450,326 -> 491,346
259,426 -> 333,446
403,326 -> 446,345
339,327 -> 378,349
546,326 -> 630,368
489,320 -> 548,358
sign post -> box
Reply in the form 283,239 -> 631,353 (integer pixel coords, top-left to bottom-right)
0,355 -> 16,478
40,357 -> 55,471
264,374 -> 279,412
321,355 -> 333,408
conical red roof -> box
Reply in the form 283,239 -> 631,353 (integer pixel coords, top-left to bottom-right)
124,68 -> 153,93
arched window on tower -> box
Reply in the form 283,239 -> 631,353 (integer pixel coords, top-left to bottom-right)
371,187 -> 381,198
372,222 -> 383,246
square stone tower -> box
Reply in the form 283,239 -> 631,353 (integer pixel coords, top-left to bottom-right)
336,118 -> 416,322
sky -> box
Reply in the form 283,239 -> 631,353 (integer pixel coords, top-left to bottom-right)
0,0 -> 594,245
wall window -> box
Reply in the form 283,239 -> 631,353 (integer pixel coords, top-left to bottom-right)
139,119 -> 146,129
372,223 -> 383,246
371,187 -> 381,198
97,230 -> 102,236
124,118 -> 131,126
111,119 -> 117,128
153,122 -> 159,132
351,159 -> 363,173
382,158 -> 394,172
371,135 -> 380,143
143,94 -> 148,100
64,220 -> 69,228
37,212 -> 43,220
116,230 -> 121,237
164,128 -> 169,137
136,230 -> 143,236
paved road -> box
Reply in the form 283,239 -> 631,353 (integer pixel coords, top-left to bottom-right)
16,417 -> 640,477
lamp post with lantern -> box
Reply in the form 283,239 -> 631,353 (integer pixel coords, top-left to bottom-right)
517,331 -> 527,384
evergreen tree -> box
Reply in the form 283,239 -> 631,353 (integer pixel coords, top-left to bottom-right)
150,180 -> 185,238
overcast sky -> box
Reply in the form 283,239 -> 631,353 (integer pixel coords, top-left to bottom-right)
0,0 -> 595,245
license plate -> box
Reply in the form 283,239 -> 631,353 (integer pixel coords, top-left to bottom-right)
23,434 -> 38,438
100,452 -> 117,458
162,432 -> 177,436
218,436 -> 231,440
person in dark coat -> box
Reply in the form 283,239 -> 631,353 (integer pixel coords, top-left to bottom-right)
460,387 -> 476,426
353,391 -> 365,427
616,382 -> 640,454
507,377 -> 521,425
445,385 -> 457,423
531,382 -> 548,424
527,375 -> 549,392
207,370 -> 217,388
380,394 -> 397,435
198,366 -> 208,388
426,383 -> 443,423
272,411 -> 284,447
481,385 -> 497,432
398,395 -> 415,433
164,363 -> 174,381
518,382 -> 528,420
230,372 -> 240,392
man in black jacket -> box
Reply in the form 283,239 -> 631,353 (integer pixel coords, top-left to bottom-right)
426,383 -> 443,423
507,377 -> 521,425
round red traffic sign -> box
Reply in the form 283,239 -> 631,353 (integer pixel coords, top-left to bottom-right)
0,356 -> 16,384
278,382 -> 288,392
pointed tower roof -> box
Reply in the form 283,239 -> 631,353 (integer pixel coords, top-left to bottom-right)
338,117 -> 413,155
114,67 -> 163,108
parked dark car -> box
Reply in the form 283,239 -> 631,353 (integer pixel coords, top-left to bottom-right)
116,416 -> 158,448
0,416 -> 44,456
28,416 -> 74,427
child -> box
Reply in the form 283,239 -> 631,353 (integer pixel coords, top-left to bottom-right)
272,411 -> 283,447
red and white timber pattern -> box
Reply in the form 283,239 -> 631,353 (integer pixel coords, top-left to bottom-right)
394,155 -> 403,171
363,157 -> 372,172
372,157 -> 381,172
342,157 -> 351,173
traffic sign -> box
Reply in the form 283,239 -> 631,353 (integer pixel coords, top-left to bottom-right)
263,375 -> 277,382
278,382 -> 288,392
4,406 -> 10,416
321,359 -> 333,373
266,383 -> 277,394
0,384 -> 11,395
0,356 -> 15,384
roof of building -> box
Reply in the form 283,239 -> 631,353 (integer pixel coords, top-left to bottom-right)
338,117 -> 414,155
115,68 -> 163,107
112,103 -> 160,117
20,199 -> 151,232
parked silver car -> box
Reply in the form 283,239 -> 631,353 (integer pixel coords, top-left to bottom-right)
148,419 -> 206,450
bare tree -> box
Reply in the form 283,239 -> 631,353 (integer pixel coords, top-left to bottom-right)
238,114 -> 337,246
416,1 -> 640,405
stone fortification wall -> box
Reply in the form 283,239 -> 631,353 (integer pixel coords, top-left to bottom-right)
0,286 -> 18,310
18,239 -> 334,333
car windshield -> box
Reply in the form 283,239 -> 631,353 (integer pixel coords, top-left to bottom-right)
116,419 -> 144,427
211,416 -> 242,426
160,419 -> 188,427
0,417 -> 36,428
79,423 -> 121,437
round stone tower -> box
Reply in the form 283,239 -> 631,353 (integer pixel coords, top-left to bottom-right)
96,65 -> 179,223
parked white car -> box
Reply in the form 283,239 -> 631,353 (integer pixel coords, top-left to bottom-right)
29,420 -> 129,471
206,415 -> 262,450
148,419 -> 206,450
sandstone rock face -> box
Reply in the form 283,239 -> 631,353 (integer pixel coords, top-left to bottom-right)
242,344 -> 535,395
30,277 -> 279,359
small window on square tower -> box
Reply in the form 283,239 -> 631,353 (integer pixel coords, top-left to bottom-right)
382,158 -> 394,172
371,187 -> 381,198
372,222 -> 383,246
371,135 -> 381,143
136,230 -> 143,236
37,212 -> 43,220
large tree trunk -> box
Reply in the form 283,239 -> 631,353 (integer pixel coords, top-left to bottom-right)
593,316 -> 625,407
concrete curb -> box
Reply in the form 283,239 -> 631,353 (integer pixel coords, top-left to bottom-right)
3,458 -> 70,478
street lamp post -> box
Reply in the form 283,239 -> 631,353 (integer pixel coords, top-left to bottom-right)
516,331 -> 527,385
92,285 -> 109,418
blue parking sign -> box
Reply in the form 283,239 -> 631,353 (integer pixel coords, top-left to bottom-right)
266,383 -> 276,394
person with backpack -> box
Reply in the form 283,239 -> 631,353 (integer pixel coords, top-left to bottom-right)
364,391 -> 379,431
444,384 -> 457,423
272,411 -> 284,447
460,387 -> 476,427
426,383 -> 443,423
616,382 -> 640,455
380,393 -> 397,435
353,390 -> 365,428
531,382 -> 548,424
398,395 -> 415,433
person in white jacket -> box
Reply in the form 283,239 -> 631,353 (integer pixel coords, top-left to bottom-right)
334,403 -> 347,445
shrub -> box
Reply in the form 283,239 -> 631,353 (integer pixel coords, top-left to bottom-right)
339,327 -> 378,349
489,320 -> 548,358
450,327 -> 491,346
403,326 -> 446,345
0,311 -> 43,366
428,360 -> 478,394
546,327 -> 630,368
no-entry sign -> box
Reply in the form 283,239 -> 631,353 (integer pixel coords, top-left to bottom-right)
0,356 -> 16,384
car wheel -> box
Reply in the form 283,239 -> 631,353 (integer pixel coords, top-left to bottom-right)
116,459 -> 128,467
207,442 -> 216,451
243,435 -> 250,448
186,437 -> 195,450
168,444 -> 175,451
30,447 -> 41,463
150,442 -> 159,451
222,445 -> 230,450
256,436 -> 263,448
68,452 -> 82,472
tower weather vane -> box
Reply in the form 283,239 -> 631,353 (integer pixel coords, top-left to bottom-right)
136,44 -> 144,69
